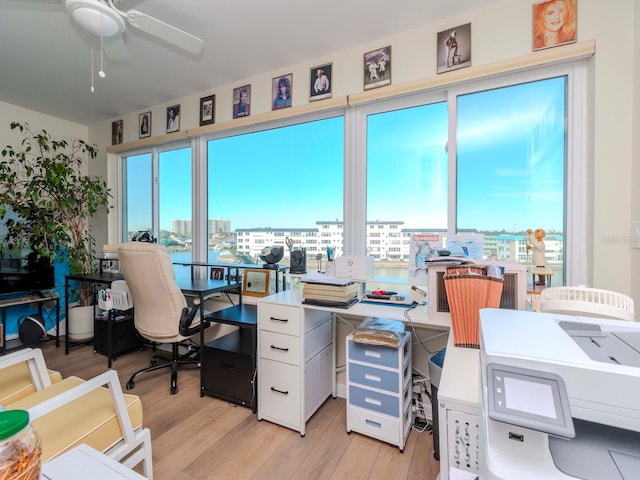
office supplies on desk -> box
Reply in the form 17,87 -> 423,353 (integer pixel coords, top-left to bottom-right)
360,293 -> 416,307
334,255 -> 374,281
302,271 -> 354,286
302,297 -> 359,309
303,283 -> 358,302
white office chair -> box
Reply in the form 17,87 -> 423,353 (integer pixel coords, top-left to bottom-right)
540,285 -> 635,321
118,242 -> 211,394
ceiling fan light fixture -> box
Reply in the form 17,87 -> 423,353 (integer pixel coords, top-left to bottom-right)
66,0 -> 125,37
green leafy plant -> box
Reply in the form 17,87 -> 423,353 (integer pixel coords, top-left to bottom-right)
0,122 -> 111,305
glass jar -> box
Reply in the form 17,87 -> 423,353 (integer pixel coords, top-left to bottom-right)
0,410 -> 42,480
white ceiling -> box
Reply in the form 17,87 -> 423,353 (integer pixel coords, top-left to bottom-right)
0,0 -> 501,126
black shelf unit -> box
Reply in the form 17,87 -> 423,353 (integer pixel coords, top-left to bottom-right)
201,304 -> 257,412
94,310 -> 142,360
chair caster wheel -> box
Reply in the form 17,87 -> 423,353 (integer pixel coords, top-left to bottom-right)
126,381 -> 134,390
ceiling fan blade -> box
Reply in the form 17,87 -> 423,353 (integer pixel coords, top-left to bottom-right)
103,34 -> 129,60
125,10 -> 204,55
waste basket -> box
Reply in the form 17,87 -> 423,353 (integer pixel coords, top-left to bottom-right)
428,347 -> 446,460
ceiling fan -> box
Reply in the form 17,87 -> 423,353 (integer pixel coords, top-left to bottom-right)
63,0 -> 204,60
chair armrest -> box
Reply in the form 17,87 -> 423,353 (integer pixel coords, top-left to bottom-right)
28,370 -> 137,447
0,348 -> 52,392
179,306 -> 210,337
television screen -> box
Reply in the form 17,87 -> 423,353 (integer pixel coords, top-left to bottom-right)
0,207 -> 55,296
0,251 -> 55,296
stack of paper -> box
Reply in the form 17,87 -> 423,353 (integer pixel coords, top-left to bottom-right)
302,282 -> 359,302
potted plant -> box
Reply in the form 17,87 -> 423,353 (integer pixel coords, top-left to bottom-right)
0,122 -> 111,339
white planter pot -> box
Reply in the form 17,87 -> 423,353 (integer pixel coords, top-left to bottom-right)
68,304 -> 94,341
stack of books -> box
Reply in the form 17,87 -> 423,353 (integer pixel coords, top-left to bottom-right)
302,281 -> 359,308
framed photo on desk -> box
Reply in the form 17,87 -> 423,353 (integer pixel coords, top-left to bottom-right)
210,267 -> 225,280
242,268 -> 270,297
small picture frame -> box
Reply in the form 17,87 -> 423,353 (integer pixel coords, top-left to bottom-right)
139,112 -> 151,139
111,119 -> 123,145
310,63 -> 332,101
272,73 -> 293,110
232,85 -> 251,119
199,95 -> 215,126
242,268 -> 271,297
210,267 -> 225,281
437,23 -> 472,74
532,0 -> 577,51
166,104 -> 180,133
363,46 -> 391,91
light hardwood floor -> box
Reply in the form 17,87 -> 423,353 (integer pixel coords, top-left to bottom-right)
39,341 -> 441,479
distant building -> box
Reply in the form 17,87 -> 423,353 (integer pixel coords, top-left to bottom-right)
208,220 -> 564,265
209,218 -> 231,235
172,219 -> 191,236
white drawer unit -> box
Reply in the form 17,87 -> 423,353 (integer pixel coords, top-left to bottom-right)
258,301 -> 334,436
346,331 -> 412,451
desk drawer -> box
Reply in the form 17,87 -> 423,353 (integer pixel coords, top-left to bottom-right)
348,363 -> 399,393
348,384 -> 399,417
347,404 -> 402,446
260,330 -> 301,366
260,304 -> 301,336
202,344 -> 254,408
259,358 -> 301,428
347,332 -> 410,369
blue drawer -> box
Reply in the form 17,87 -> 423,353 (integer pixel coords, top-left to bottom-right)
348,332 -> 410,369
349,363 -> 399,393
349,340 -> 399,369
349,384 -> 399,417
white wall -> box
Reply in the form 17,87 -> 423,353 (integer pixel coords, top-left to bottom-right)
0,100 -> 87,149
83,0 -> 637,308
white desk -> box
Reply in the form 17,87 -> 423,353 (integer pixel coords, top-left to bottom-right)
42,444 -> 147,479
437,336 -> 481,480
264,290 -> 451,328
257,290 -> 451,436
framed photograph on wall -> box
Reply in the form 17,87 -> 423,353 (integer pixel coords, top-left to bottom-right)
139,112 -> 151,139
111,119 -> 123,145
532,0 -> 577,51
437,23 -> 472,74
310,63 -> 332,101
166,104 -> 180,133
232,85 -> 251,119
242,268 -> 271,297
199,95 -> 215,126
272,74 -> 293,110
363,46 -> 391,91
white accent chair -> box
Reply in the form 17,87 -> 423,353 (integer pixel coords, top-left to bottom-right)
0,348 -> 153,479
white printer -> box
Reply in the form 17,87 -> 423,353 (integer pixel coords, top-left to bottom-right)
479,308 -> 640,480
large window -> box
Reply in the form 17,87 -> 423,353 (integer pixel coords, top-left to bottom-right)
456,77 -> 566,279
122,152 -> 152,237
119,63 -> 580,286
159,147 -> 192,263
206,116 -> 344,266
366,101 -> 448,281
121,145 -> 192,266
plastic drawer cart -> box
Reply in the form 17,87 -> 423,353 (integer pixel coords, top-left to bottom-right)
346,330 -> 412,451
